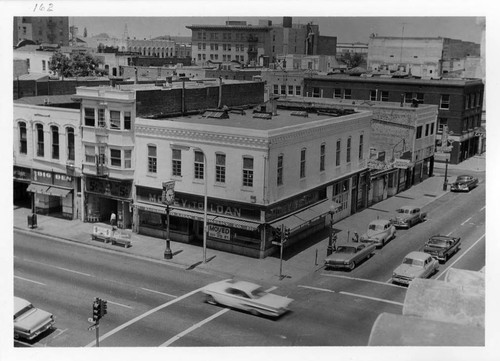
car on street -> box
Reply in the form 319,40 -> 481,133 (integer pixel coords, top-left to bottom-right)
392,251 -> 439,286
420,235 -> 461,263
14,297 -> 55,341
202,279 -> 293,318
324,242 -> 377,270
390,205 -> 426,229
450,174 -> 479,192
359,219 -> 396,247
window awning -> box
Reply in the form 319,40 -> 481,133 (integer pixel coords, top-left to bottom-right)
45,186 -> 72,197
211,216 -> 260,231
271,201 -> 342,231
170,208 -> 217,223
136,203 -> 168,214
26,183 -> 50,194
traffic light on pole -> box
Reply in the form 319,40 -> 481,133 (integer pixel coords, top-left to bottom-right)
92,298 -> 101,322
274,226 -> 282,240
284,228 -> 290,240
100,299 -> 107,317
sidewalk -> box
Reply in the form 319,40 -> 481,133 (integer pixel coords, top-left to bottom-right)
13,155 -> 485,286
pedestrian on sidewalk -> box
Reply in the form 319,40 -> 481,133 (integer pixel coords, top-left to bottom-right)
110,212 -> 117,230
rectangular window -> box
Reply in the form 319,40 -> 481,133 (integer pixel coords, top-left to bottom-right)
227,44 -> 231,51
281,85 -> 286,95
404,92 -> 413,103
288,85 -> 294,95
19,123 -> 27,154
148,145 -> 157,173
194,151 -> 205,180
430,122 -> 435,135
440,94 -> 450,109
416,125 -> 423,139
425,124 -> 430,136
124,112 -> 131,130
51,126 -> 59,159
476,92 -> 481,107
370,90 -> 377,101
312,87 -> 320,98
242,156 -> 254,187
346,137 -> 351,163
438,118 -> 448,132
344,89 -> 352,99
277,154 -> 283,186
110,149 -> 121,167
416,93 -> 424,103
85,145 -> 95,163
98,109 -> 106,127
110,110 -> 120,129
67,128 -> 75,161
42,60 -> 46,71
273,84 -> 279,94
359,134 -> 364,160
381,91 -> 389,102
336,139 -> 341,166
36,124 -> 44,157
295,86 -> 301,96
334,88 -> 342,99
216,153 -> 226,183
172,149 -> 182,176
320,144 -> 326,171
471,93 -> 476,108
300,148 -> 306,178
84,108 -> 95,127
124,150 -> 132,169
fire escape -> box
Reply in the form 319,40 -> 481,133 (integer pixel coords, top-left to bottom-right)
247,34 -> 259,65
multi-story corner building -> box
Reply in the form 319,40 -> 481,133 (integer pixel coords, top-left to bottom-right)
367,36 -> 480,79
133,104 -> 371,258
187,17 -> 336,67
261,69 -> 307,99
14,17 -> 70,47
303,74 -> 484,164
278,97 -> 438,205
14,95 -> 82,219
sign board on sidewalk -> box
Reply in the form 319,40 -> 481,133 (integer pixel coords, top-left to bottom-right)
208,224 -> 231,241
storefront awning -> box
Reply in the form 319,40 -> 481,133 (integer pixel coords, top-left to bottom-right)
271,201 -> 342,231
170,208 -> 217,222
26,183 -> 50,194
45,186 -> 72,197
211,216 -> 260,231
136,203 -> 168,214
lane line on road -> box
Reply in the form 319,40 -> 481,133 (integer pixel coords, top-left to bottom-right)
53,266 -> 92,277
480,206 -> 486,212
339,291 -> 404,307
160,309 -> 230,347
321,273 -> 406,289
461,217 -> 473,226
266,286 -> 277,292
14,275 -> 46,286
437,234 -> 485,280
298,285 -> 336,293
141,288 -> 177,298
85,287 -> 204,347
107,300 -> 134,309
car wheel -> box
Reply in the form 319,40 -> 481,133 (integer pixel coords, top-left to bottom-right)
205,295 -> 217,305
348,261 -> 356,270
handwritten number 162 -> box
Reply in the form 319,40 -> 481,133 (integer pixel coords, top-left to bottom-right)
33,3 -> 54,12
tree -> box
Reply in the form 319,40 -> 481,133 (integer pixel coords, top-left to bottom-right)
48,51 -> 71,78
339,52 -> 365,69
49,51 -> 105,78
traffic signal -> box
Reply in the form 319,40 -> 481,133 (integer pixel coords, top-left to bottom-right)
100,299 -> 107,317
284,228 -> 290,240
274,226 -> 282,240
92,298 -> 101,322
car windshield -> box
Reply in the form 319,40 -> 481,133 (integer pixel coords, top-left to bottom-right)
14,304 -> 34,320
457,176 -> 470,182
250,287 -> 267,298
397,209 -> 411,214
368,224 -> 382,231
427,239 -> 448,248
336,246 -> 356,254
402,258 -> 424,267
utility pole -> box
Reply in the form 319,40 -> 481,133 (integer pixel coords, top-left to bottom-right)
272,224 -> 290,280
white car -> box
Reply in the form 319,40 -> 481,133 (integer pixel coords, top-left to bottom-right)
392,251 -> 439,286
14,297 -> 55,340
359,219 -> 396,248
202,279 -> 293,318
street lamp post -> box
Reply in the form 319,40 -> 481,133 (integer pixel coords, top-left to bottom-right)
327,204 -> 337,256
443,158 -> 449,191
164,205 -> 172,259
202,152 -> 208,263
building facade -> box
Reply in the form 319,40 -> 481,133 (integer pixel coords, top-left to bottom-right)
133,106 -> 371,258
14,17 -> 70,47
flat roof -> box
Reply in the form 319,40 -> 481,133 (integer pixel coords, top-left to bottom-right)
14,94 -> 78,105
186,25 -> 271,31
277,97 -> 438,111
138,108 -> 367,132
310,74 -> 484,86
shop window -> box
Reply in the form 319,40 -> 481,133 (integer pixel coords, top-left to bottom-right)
370,90 -> 377,101
172,149 -> 182,176
36,124 -> 44,157
295,86 -> 301,96
277,154 -> 283,186
300,148 -> 306,178
416,125 -> 423,139
67,127 -> 75,161
110,110 -> 120,129
320,143 -> 326,171
84,108 -> 95,127
344,89 -> 352,99
124,150 -> 132,169
345,137 -> 352,163
243,156 -> 254,187
124,112 -> 131,130
110,149 -> 121,167
312,87 -> 320,98
336,139 -> 341,166
334,88 -> 342,99
359,134 -> 364,160
215,153 -> 226,183
440,94 -> 450,110
381,91 -> 389,102
51,126 -> 59,159
405,92 -> 413,103
148,145 -> 157,173
273,85 -> 279,94
194,151 -> 205,180
19,122 -> 27,154
85,145 -> 95,163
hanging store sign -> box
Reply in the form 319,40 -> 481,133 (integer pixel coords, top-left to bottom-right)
393,159 -> 412,169
208,224 -> 231,241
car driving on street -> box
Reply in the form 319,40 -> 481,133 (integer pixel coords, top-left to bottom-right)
14,297 -> 55,341
420,235 -> 461,263
359,219 -> 396,248
392,251 -> 439,286
450,174 -> 479,192
390,205 -> 426,229
324,241 -> 377,270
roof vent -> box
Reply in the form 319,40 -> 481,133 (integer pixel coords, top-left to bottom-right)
252,112 -> 272,120
202,109 -> 229,119
291,111 -> 308,117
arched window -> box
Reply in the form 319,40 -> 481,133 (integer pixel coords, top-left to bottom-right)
66,127 -> 75,161
51,125 -> 59,159
36,124 -> 44,157
19,122 -> 27,154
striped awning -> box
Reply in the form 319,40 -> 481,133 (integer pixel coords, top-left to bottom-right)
26,183 -> 50,194
271,201 -> 342,231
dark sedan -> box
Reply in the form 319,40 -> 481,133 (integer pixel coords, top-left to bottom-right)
325,242 -> 376,270
420,235 -> 461,263
450,175 -> 478,192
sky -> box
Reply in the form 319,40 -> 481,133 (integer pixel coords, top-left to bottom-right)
70,16 -> 485,44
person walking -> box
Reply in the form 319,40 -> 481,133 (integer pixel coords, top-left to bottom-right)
110,212 -> 117,230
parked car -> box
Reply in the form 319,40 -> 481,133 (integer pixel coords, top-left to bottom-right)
420,235 -> 461,263
202,279 -> 293,318
359,219 -> 396,247
14,297 -> 55,341
450,175 -> 479,192
324,242 -> 377,270
390,205 -> 426,229
392,251 -> 439,286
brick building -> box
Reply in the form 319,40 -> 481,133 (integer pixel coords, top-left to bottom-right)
14,17 -> 70,47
